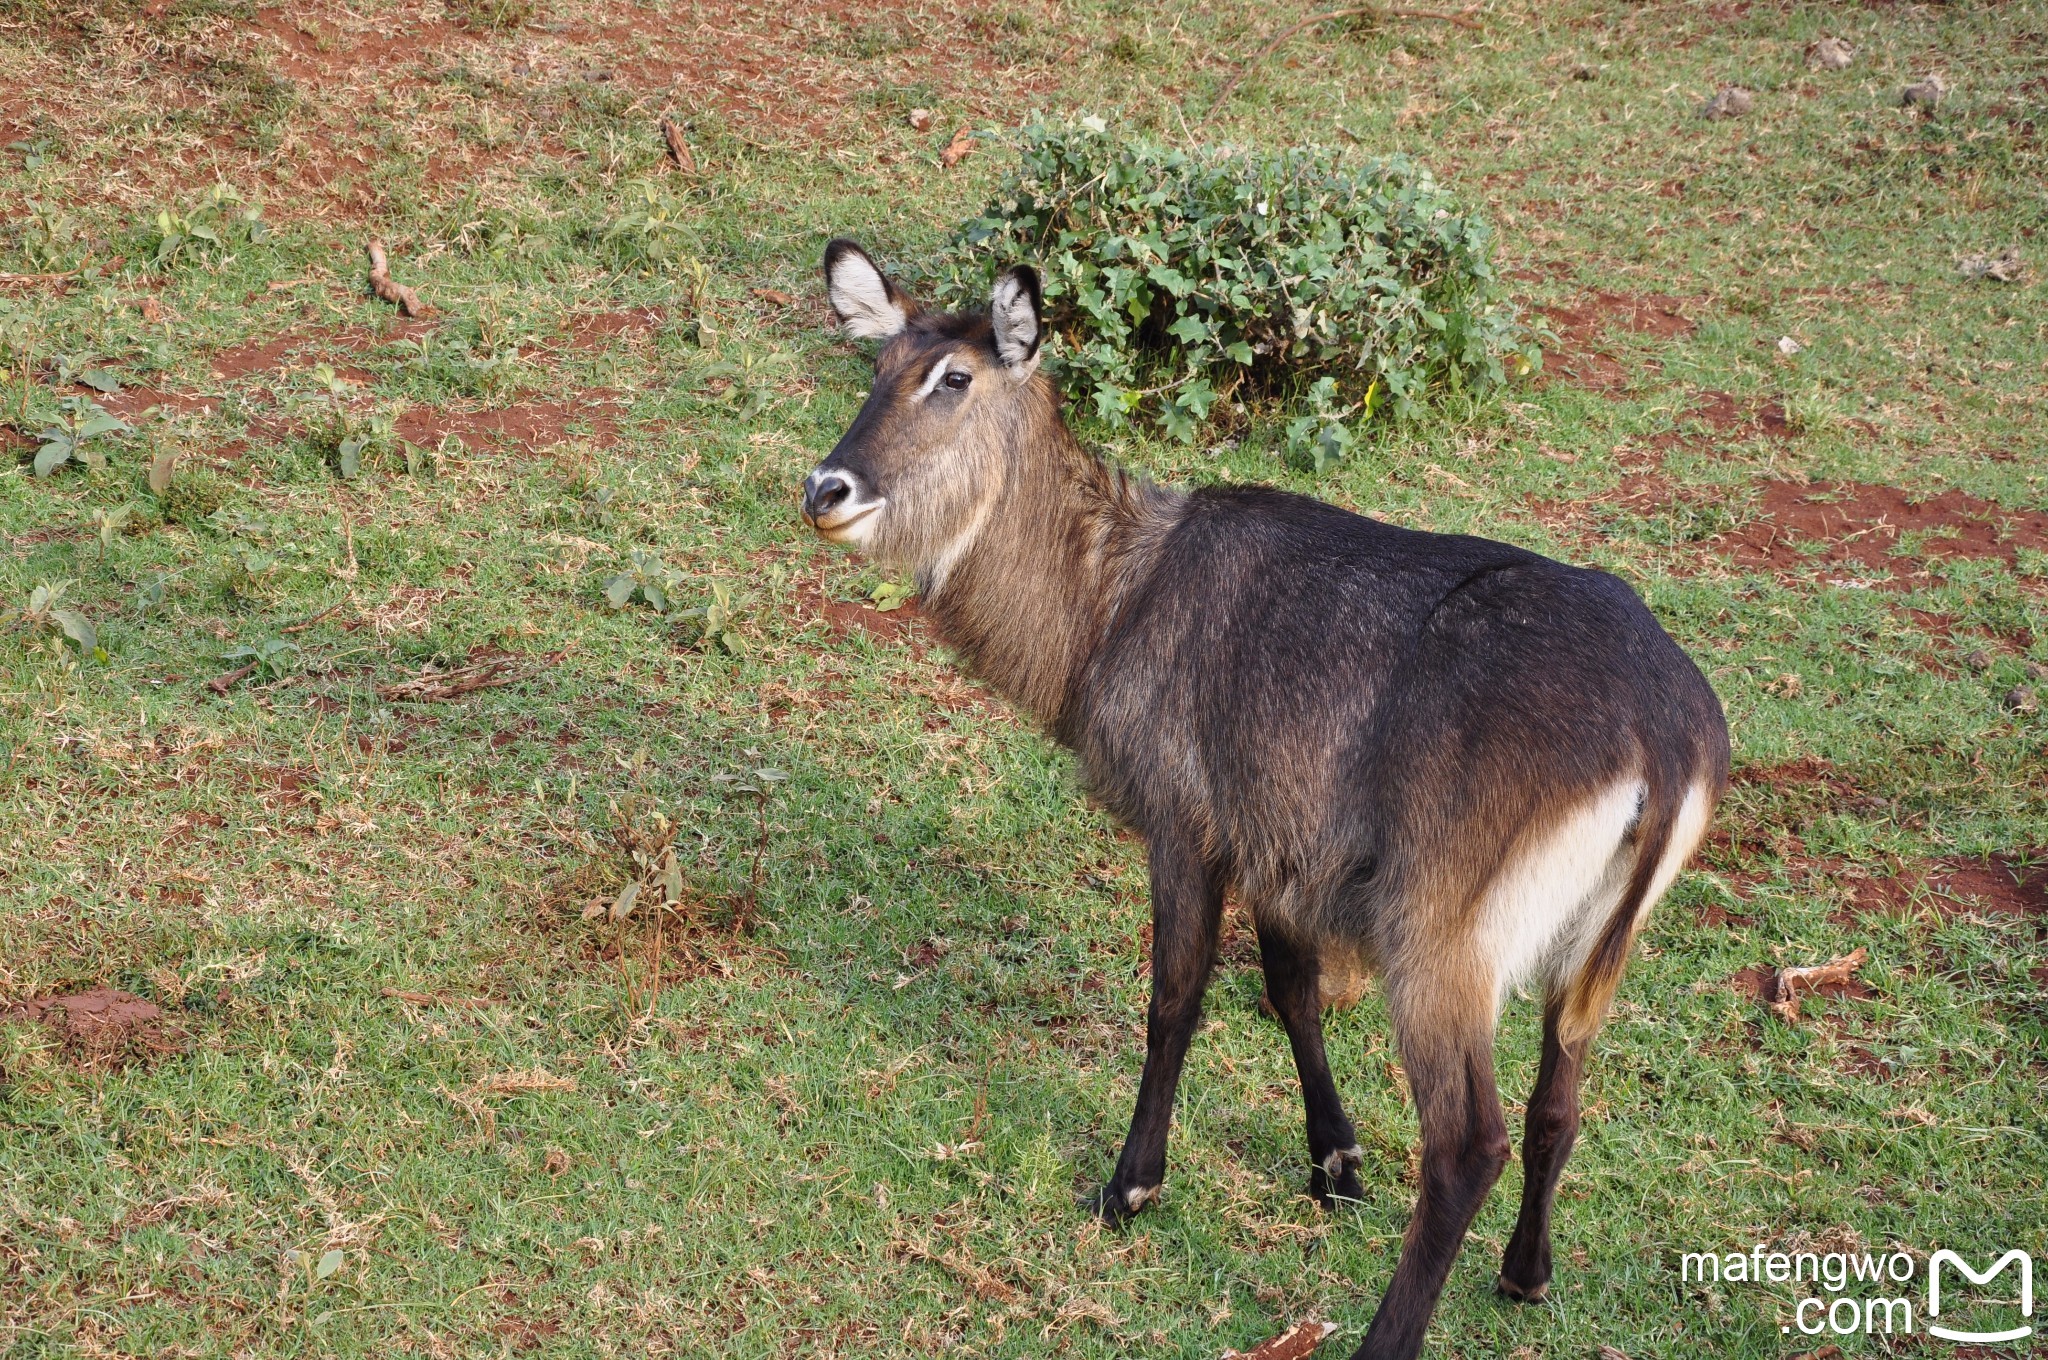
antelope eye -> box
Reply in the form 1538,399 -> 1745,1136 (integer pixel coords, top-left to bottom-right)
942,370 -> 971,392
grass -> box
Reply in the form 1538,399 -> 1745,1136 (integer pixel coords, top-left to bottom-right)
1,1 -> 2044,1356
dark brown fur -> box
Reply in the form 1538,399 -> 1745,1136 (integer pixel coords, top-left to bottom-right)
803,241 -> 1730,1360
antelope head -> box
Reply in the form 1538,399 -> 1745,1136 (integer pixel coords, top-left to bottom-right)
800,239 -> 1049,591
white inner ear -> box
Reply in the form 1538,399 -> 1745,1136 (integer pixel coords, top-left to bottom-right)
829,255 -> 908,340
991,274 -> 1040,373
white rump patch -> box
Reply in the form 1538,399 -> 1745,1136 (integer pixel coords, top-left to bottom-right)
1477,779 -> 1644,1004
1637,780 -> 1715,933
1478,778 -> 1717,1006
828,251 -> 909,340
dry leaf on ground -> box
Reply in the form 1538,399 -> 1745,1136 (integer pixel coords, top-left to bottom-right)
1900,74 -> 1946,112
660,116 -> 695,172
1806,37 -> 1853,70
1958,248 -> 2026,283
374,656 -> 529,702
1697,86 -> 1754,119
941,127 -> 976,167
471,1068 -> 577,1096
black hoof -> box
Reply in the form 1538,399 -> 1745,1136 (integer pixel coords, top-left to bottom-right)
1308,1144 -> 1365,1208
1088,1180 -> 1158,1228
1309,1163 -> 1365,1208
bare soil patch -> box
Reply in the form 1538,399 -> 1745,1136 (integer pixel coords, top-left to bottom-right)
792,576 -> 930,653
248,6 -> 466,85
1927,854 -> 2047,919
1718,481 -> 2048,582
1688,389 -> 1794,440
1539,290 -> 1698,394
1829,853 -> 2047,924
99,386 -> 220,420
565,307 -> 667,350
2,987 -> 185,1070
395,397 -> 618,451
210,320 -> 437,380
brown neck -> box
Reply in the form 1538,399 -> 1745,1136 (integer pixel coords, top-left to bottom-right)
919,419 -> 1182,731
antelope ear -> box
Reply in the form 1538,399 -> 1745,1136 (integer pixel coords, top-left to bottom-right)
823,238 -> 916,340
990,264 -> 1043,374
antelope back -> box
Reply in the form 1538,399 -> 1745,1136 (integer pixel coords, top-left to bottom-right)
802,240 -> 1052,588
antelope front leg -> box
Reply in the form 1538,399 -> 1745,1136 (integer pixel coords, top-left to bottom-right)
1092,832 -> 1223,1226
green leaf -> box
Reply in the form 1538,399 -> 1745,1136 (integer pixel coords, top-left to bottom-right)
604,576 -> 637,609
34,442 -> 70,477
51,609 -> 96,654
315,1249 -> 344,1280
870,580 -> 916,612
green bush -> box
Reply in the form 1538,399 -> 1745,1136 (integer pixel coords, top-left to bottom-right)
940,121 -> 1537,467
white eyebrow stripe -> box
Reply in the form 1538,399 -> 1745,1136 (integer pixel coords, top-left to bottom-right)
914,352 -> 958,399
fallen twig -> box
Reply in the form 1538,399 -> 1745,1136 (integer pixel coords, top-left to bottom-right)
1764,947 -> 1867,1022
205,661 -> 259,696
470,1068 -> 576,1096
660,116 -> 696,173
366,238 -> 424,317
280,601 -> 344,634
0,269 -> 80,288
374,655 -> 531,702
1222,1320 -> 1339,1360
1209,6 -> 1480,115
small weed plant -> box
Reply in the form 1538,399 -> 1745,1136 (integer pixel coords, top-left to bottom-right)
32,395 -> 128,476
137,183 -> 269,270
14,580 -> 101,661
942,121 -> 1536,465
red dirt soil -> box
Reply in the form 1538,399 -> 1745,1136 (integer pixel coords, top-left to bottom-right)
1687,389 -> 1794,439
1718,480 -> 2048,581
396,399 -> 617,451
210,320 -> 438,380
1833,854 -> 2047,922
1539,291 -> 1697,393
566,308 -> 667,349
2,987 -> 185,1069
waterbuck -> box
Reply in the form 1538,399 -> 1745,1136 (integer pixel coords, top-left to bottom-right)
800,239 -> 1729,1360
